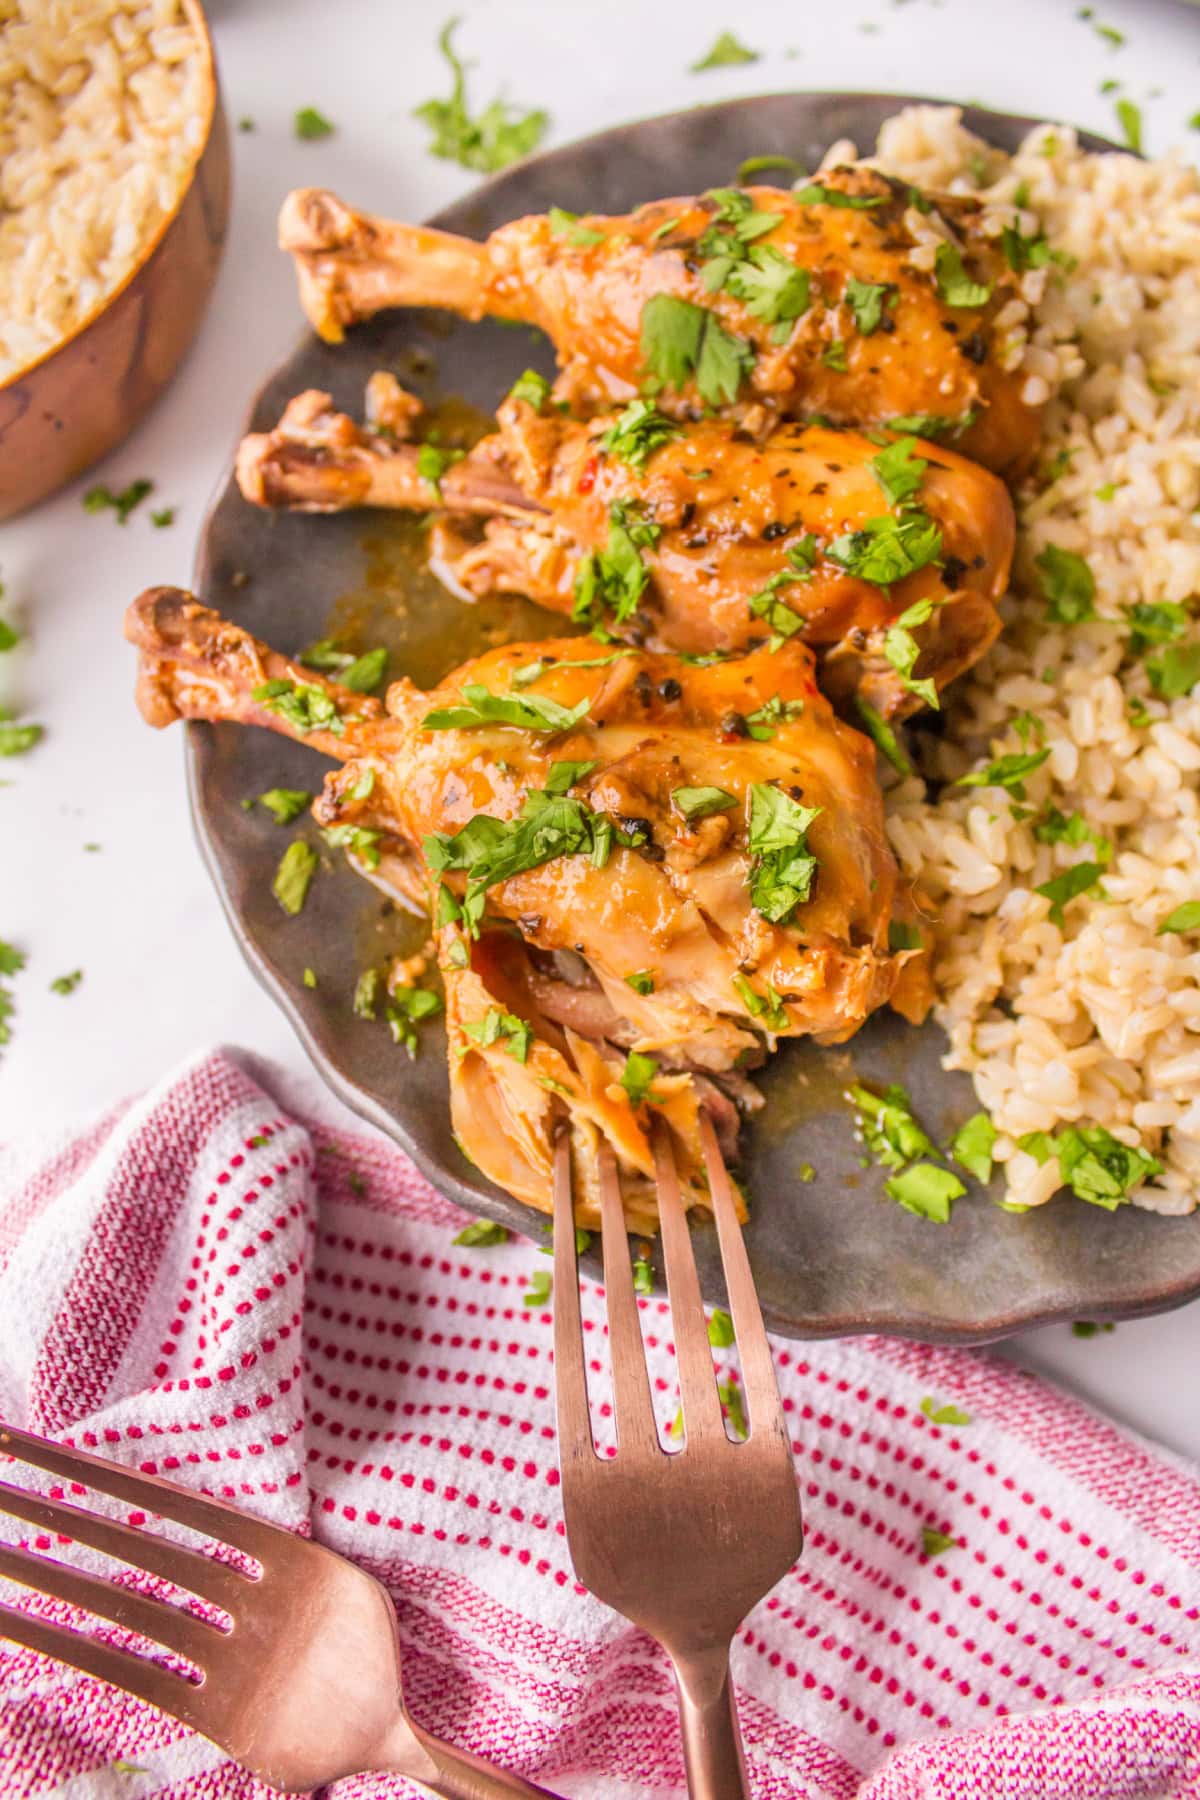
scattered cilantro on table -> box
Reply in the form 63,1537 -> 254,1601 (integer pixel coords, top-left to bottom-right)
415,17 -> 549,173
690,31 -> 760,71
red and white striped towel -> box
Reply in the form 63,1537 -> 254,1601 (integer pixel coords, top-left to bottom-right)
0,1049 -> 1197,1800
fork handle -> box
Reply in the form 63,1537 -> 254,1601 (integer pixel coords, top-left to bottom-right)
398,1721 -> 564,1800
671,1643 -> 749,1799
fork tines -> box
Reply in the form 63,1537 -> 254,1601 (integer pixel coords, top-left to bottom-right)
552,1114 -> 790,1454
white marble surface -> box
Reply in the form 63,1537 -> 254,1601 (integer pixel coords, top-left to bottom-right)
3,0 -> 1199,1459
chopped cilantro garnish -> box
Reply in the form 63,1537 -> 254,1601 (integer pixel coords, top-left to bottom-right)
727,248 -> 811,337
922,1527 -> 960,1555
1019,1123 -> 1160,1208
746,783 -> 821,924
0,721 -> 42,757
1035,544 -> 1095,623
827,512 -> 943,597
453,1219 -> 509,1246
49,969 -> 82,996
1115,98 -> 1142,152
1001,224 -> 1051,273
354,968 -> 381,1018
690,30 -> 759,70
464,1006 -> 532,1063
1072,1319 -> 1114,1337
955,748 -> 1050,799
421,682 -> 590,734
620,1050 -> 659,1106
736,153 -> 805,182
882,597 -> 941,710
253,678 -> 345,737
0,619 -> 17,654
1147,643 -> 1200,699
417,442 -> 466,499
273,840 -> 318,915
745,693 -> 805,741
920,1397 -> 971,1426
544,759 -> 597,795
707,1307 -> 735,1347
424,791 -> 645,934
1036,860 -> 1106,924
886,1163 -> 965,1222
888,921 -> 923,953
1158,901 -> 1200,936
572,501 -> 661,634
83,478 -> 152,524
731,973 -> 789,1030
821,339 -> 849,372
844,277 -> 893,335
322,823 -> 383,870
386,985 -> 443,1057
625,969 -> 656,995
597,399 -> 679,471
150,507 -> 176,528
933,243 -> 993,308
294,107 -> 334,140
1126,603 -> 1190,656
298,640 -> 386,692
854,697 -> 913,776
253,788 -> 312,825
2,942 -> 28,977
871,437 -> 927,508
950,1111 -> 997,1184
849,1082 -> 938,1170
523,1267 -> 553,1308
639,294 -> 754,408
747,534 -> 819,638
507,368 -> 552,411
414,18 -> 548,173
719,1380 -> 748,1439
633,1257 -> 654,1295
886,410 -> 976,442
548,206 -> 605,246
1034,808 -> 1112,863
793,182 -> 885,210
672,785 -> 738,822
513,649 -> 631,685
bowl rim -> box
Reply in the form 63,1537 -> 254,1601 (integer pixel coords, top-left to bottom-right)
0,0 -> 220,396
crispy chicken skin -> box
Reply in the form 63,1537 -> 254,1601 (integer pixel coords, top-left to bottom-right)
238,379 -> 1013,718
278,168 -> 1041,477
125,589 -> 931,1224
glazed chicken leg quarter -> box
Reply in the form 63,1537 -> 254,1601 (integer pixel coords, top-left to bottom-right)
125,588 -> 930,1229
278,167 -> 1044,477
237,376 -> 1014,718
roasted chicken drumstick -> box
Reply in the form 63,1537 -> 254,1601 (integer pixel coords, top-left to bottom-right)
279,168 -> 1044,477
237,376 -> 1014,719
126,588 -> 929,1226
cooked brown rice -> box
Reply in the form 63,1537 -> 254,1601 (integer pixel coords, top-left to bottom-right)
0,0 -> 208,384
842,106 -> 1200,1213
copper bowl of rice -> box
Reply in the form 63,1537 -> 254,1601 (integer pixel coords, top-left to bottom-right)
0,0 -> 230,520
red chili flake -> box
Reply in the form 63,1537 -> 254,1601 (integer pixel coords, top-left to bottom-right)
577,456 -> 599,496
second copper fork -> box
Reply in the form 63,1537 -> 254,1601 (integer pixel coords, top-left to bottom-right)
552,1114 -> 803,1799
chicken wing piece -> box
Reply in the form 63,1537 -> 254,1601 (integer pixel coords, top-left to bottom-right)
237,378 -> 1013,719
125,589 -> 931,1224
278,168 -> 1041,477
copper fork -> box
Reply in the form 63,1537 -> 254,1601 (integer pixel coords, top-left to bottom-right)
0,1423 -> 559,1798
552,1115 -> 803,1799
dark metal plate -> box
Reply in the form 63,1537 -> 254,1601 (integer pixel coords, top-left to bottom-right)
189,93 -> 1200,1342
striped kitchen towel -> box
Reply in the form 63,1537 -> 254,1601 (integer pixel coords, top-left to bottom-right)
0,1049 -> 1197,1799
